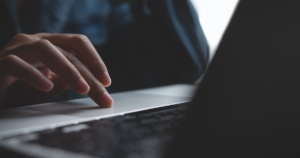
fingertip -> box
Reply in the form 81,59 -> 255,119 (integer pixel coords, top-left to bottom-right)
100,72 -> 111,87
101,92 -> 114,108
40,78 -> 54,92
76,78 -> 90,95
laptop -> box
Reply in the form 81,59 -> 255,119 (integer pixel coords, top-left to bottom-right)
167,1 -> 300,157
2,0 -> 300,157
0,84 -> 196,157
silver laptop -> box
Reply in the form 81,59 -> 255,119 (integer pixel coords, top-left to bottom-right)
0,84 -> 196,157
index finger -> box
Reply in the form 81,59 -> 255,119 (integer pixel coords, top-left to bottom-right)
35,33 -> 111,87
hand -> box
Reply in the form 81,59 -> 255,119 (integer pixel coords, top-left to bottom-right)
0,33 -> 113,107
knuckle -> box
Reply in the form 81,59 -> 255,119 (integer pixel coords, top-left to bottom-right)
68,55 -> 79,64
65,52 -> 77,61
88,77 -> 105,90
35,39 -> 51,49
87,77 -> 98,87
71,34 -> 90,45
3,54 -> 18,63
13,33 -> 31,40
66,61 -> 76,70
34,32 -> 48,36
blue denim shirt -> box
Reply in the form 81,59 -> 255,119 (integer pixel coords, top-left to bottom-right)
20,0 -> 133,47
0,0 -> 209,106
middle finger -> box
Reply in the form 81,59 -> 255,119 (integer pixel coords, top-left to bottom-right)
36,33 -> 111,87
11,39 -> 90,95
55,46 -> 114,107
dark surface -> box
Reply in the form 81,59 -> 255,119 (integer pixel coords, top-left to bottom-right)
0,147 -> 32,158
168,1 -> 300,158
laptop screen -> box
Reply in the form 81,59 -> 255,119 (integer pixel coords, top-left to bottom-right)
168,1 -> 300,157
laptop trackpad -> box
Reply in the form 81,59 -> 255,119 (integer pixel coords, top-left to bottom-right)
23,93 -> 191,119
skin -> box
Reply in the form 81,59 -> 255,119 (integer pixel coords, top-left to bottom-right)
0,33 -> 114,108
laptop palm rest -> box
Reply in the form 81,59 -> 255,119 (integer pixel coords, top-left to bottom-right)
0,84 -> 195,138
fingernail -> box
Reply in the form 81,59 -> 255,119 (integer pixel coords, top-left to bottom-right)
78,78 -> 90,94
102,72 -> 111,87
105,72 -> 111,83
102,92 -> 114,107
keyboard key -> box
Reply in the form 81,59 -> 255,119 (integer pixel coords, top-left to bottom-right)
25,102 -> 189,158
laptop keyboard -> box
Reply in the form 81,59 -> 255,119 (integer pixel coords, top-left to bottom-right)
27,102 -> 189,158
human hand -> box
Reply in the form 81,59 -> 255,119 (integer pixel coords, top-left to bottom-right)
0,33 -> 113,107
